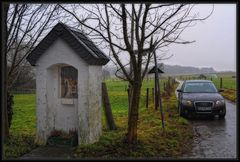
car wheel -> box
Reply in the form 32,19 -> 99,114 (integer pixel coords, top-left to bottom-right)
210,114 -> 215,119
219,114 -> 225,119
219,108 -> 226,119
178,104 -> 184,117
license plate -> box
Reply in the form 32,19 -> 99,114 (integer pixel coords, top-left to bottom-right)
197,107 -> 211,111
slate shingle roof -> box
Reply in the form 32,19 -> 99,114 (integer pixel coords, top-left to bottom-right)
26,22 -> 109,66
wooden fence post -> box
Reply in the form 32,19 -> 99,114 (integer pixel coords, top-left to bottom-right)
152,88 -> 154,103
168,77 -> 170,85
102,82 -> 116,130
220,77 -> 222,89
146,88 -> 149,109
155,82 -> 159,110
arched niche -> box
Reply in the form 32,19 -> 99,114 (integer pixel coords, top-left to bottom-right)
46,63 -> 78,135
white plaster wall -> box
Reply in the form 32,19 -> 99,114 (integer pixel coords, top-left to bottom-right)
88,66 -> 103,143
77,61 -> 90,144
35,65 -> 48,145
34,37 -> 102,145
46,65 -> 78,133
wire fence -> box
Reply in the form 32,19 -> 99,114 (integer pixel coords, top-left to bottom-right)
211,77 -> 236,90
179,75 -> 236,91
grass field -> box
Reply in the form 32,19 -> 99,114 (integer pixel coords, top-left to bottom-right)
4,79 -> 193,159
3,94 -> 38,159
178,73 -> 237,102
180,73 -> 236,90
211,76 -> 236,90
211,75 -> 236,102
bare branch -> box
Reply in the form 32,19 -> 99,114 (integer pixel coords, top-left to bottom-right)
59,4 -> 127,51
104,4 -> 132,82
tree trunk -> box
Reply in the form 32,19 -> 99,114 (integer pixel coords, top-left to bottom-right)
127,84 -> 133,123
127,80 -> 141,144
2,3 -> 10,142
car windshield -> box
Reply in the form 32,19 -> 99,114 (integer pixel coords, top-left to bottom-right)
183,82 -> 218,93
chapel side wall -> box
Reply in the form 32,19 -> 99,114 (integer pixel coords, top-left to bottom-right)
87,66 -> 103,143
77,65 -> 90,144
35,65 -> 48,145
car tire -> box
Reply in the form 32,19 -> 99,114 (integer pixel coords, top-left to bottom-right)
219,108 -> 226,119
219,114 -> 226,119
178,104 -> 185,117
210,114 -> 215,119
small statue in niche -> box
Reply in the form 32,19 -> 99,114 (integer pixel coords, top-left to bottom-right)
63,78 -> 71,98
61,66 -> 78,98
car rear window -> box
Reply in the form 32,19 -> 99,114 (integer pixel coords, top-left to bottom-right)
183,82 -> 218,93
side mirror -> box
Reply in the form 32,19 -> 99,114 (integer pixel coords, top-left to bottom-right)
177,89 -> 182,92
219,89 -> 224,92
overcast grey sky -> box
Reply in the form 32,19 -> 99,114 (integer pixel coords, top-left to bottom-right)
26,4 -> 236,72
163,4 -> 236,72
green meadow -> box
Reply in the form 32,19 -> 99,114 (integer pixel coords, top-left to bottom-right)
179,73 -> 236,102
4,79 -> 193,159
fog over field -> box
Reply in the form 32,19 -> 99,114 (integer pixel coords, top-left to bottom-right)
102,4 -> 236,72
164,4 -> 236,72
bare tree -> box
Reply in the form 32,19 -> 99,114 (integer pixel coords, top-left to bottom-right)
2,4 -> 62,140
59,3 -> 213,144
6,4 -> 61,90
